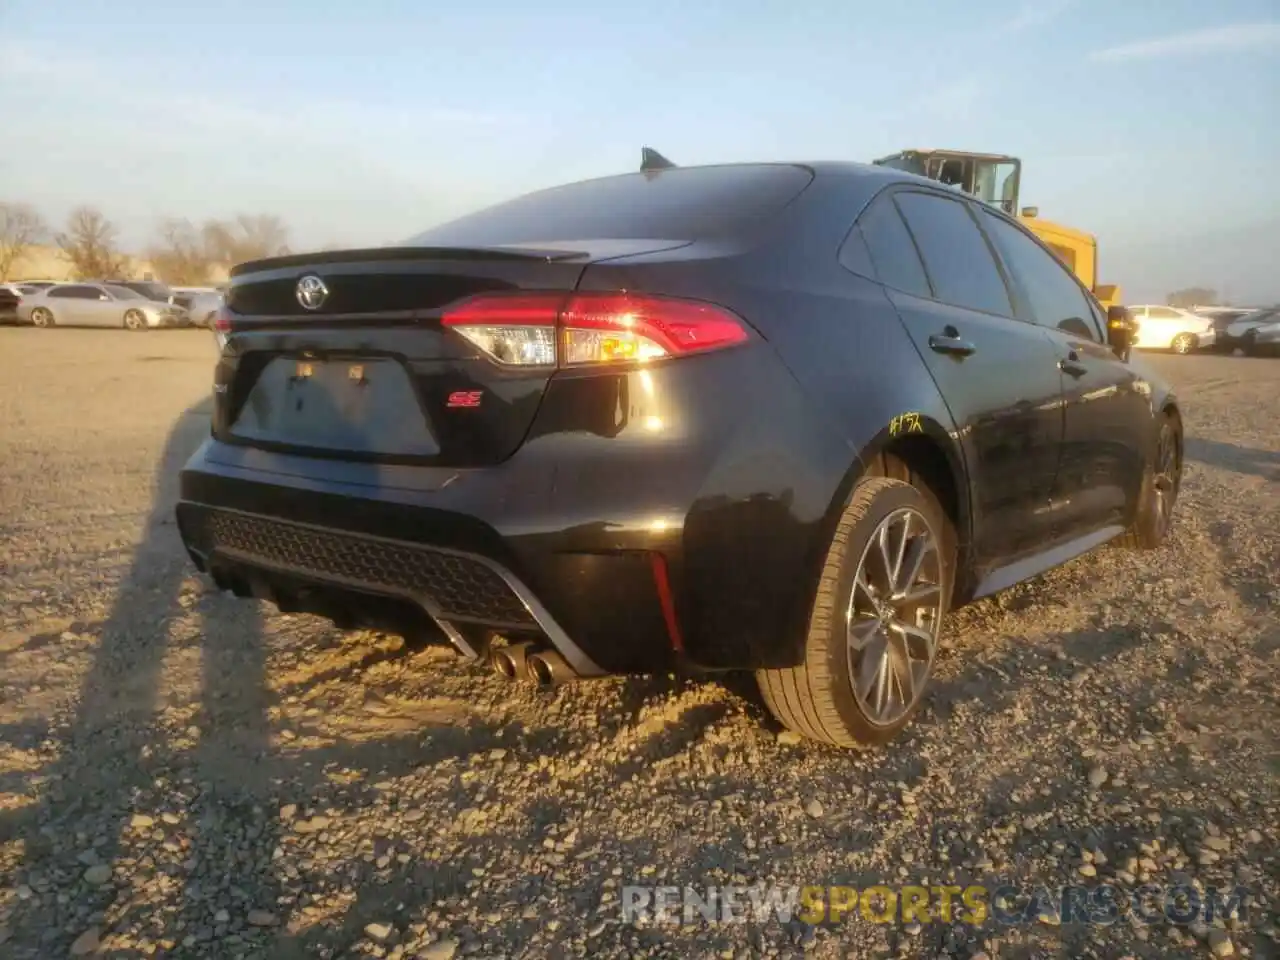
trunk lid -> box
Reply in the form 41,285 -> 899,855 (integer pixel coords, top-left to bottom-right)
213,241 -> 687,466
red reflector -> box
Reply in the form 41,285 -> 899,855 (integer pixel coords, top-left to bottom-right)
212,306 -> 232,333
441,291 -> 748,366
650,553 -> 685,653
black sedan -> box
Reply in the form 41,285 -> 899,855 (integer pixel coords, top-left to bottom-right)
177,160 -> 1181,748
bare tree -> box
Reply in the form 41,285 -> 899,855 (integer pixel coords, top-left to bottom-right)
203,214 -> 291,267
56,207 -> 129,279
1167,287 -> 1218,308
0,202 -> 49,280
147,218 -> 215,286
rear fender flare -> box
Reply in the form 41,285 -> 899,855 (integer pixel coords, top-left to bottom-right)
801,412 -> 974,630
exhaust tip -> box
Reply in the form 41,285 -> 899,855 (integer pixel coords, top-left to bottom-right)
490,641 -> 533,681
526,649 -> 575,688
527,654 -> 555,688
491,650 -> 518,680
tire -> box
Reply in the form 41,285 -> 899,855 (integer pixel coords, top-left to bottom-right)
1241,330 -> 1259,357
30,307 -> 54,328
1116,411 -> 1182,550
123,309 -> 147,331
757,459 -> 955,748
1171,333 -> 1196,355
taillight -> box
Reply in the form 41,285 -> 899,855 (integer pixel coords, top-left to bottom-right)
212,306 -> 232,333
441,292 -> 749,367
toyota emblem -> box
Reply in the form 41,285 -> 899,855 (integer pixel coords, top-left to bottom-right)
295,274 -> 329,311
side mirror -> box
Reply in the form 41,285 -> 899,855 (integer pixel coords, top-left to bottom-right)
1106,305 -> 1135,360
1021,206 -> 1039,218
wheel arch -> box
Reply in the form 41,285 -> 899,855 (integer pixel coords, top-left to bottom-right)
820,414 -> 975,606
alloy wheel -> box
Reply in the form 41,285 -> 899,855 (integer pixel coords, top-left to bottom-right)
124,310 -> 145,330
31,308 -> 51,328
845,507 -> 943,726
1172,334 -> 1194,355
1152,422 -> 1180,535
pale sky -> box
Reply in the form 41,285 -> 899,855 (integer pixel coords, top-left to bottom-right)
2,0 -> 1278,303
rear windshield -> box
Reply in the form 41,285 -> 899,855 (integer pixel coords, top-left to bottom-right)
406,164 -> 814,247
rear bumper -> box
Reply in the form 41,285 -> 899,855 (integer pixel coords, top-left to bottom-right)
176,347 -> 848,675
176,500 -> 613,675
177,445 -> 685,675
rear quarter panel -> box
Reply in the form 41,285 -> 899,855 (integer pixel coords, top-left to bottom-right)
574,179 -> 969,668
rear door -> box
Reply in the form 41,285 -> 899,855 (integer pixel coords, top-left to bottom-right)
46,285 -> 100,325
977,208 -> 1151,539
858,187 -> 1066,565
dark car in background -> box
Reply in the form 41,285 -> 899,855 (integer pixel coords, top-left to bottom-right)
1219,307 -> 1280,356
0,284 -> 20,323
177,161 -> 1181,748
106,279 -> 177,303
1193,306 -> 1256,351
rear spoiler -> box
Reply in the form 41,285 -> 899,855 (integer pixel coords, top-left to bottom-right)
641,147 -> 676,173
230,244 -> 590,277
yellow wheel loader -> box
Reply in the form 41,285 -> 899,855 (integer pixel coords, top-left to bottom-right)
870,149 -> 1121,310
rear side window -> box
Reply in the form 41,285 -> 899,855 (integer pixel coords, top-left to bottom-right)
49,285 -> 98,299
855,198 -> 931,298
895,193 -> 1013,317
978,210 -> 1099,340
406,165 -> 815,245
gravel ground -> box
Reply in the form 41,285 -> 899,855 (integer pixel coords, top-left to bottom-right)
0,328 -> 1276,960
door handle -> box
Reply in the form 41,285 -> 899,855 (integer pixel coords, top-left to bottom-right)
1059,353 -> 1088,378
928,334 -> 977,357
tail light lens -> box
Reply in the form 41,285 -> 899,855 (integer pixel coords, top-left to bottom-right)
212,306 -> 232,333
441,292 -> 749,367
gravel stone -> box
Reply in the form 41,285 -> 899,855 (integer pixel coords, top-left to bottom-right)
81,864 -> 112,886
1209,929 -> 1236,957
68,927 -> 100,956
420,937 -> 460,959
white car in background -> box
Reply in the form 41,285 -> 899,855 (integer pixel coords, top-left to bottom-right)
1126,304 -> 1217,354
172,287 -> 225,328
18,282 -> 187,330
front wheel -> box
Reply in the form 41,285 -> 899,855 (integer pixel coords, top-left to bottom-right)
30,307 -> 54,328
123,309 -> 147,331
757,470 -> 954,748
1171,333 -> 1196,355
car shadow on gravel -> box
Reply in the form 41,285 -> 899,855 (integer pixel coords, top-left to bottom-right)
0,399 -> 284,957
1184,436 -> 1280,481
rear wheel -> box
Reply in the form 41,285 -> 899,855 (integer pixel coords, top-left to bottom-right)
757,463 -> 955,747
123,309 -> 147,331
1117,412 -> 1182,550
1171,333 -> 1196,355
30,307 -> 54,328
